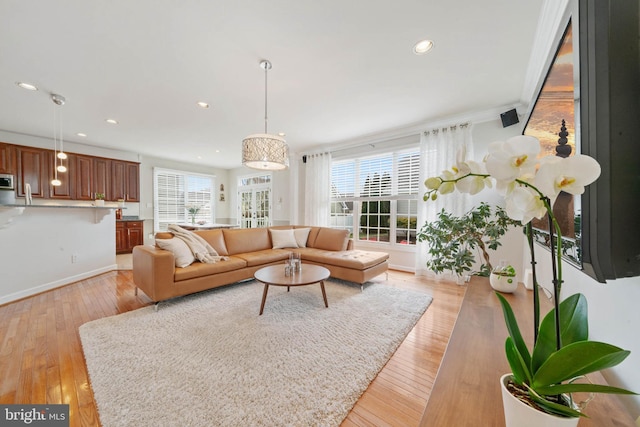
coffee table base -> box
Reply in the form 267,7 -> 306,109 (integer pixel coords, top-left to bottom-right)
259,281 -> 328,315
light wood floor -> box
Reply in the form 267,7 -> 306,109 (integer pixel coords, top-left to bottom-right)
0,269 -> 465,427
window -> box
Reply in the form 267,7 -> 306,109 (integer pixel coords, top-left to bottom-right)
330,148 -> 420,246
154,168 -> 215,231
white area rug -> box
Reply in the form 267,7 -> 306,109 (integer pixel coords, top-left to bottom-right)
79,279 -> 432,427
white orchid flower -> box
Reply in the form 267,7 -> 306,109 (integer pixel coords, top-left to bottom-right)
535,155 -> 602,201
504,185 -> 547,224
425,177 -> 442,190
456,160 -> 491,195
485,135 -> 541,183
439,170 -> 457,194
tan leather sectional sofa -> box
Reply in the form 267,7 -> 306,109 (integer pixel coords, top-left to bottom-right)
132,226 -> 389,304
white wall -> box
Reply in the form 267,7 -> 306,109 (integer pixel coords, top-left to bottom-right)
0,206 -> 116,304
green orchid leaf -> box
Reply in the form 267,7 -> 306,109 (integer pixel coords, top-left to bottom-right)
496,293 -> 531,369
532,293 -> 588,374
536,383 -> 638,396
533,341 -> 630,388
505,338 -> 531,384
528,391 -> 585,418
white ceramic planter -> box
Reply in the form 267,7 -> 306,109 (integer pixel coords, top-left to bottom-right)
500,374 -> 579,427
94,199 -> 105,207
490,273 -> 517,293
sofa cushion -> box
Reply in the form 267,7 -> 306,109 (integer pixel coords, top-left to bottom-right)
269,229 -> 298,249
174,256 -> 247,282
312,228 -> 350,251
222,228 -> 272,255
300,248 -> 389,270
195,229 -> 229,256
233,249 -> 291,267
155,238 -> 195,268
293,228 -> 311,248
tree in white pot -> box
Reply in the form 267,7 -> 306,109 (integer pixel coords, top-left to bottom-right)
423,136 -> 636,424
417,202 -> 521,279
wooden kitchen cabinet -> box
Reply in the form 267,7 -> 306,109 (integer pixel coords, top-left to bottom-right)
74,154 -> 93,200
116,220 -> 143,254
92,157 -> 111,201
2,142 -> 140,203
111,160 -> 139,202
0,143 -> 15,174
16,146 -> 48,198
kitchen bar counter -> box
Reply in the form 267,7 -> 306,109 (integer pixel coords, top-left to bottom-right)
0,203 -> 119,228
0,203 -> 120,209
172,223 -> 236,230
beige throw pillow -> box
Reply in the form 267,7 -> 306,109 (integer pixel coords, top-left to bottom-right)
156,238 -> 195,268
270,229 -> 298,249
293,228 -> 311,248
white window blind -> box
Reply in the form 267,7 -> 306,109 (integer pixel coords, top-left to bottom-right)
154,168 -> 215,231
331,160 -> 355,199
396,151 -> 421,195
359,154 -> 392,197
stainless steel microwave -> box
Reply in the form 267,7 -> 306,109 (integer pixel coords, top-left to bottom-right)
0,174 -> 15,189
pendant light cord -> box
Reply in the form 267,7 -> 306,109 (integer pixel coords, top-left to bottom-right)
264,63 -> 268,134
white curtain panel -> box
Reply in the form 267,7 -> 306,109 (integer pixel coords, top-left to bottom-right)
304,152 -> 332,226
415,123 -> 473,276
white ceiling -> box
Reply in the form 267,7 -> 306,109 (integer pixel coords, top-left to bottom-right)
0,0 -> 543,169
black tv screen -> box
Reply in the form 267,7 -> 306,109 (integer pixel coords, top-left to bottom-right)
522,0 -> 640,282
579,0 -> 640,282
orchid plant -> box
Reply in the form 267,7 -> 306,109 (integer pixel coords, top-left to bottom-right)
423,135 -> 635,418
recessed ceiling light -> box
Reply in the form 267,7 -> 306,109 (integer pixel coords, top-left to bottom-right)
197,101 -> 209,109
278,132 -> 286,137
215,150 -> 220,153
413,39 -> 434,55
16,82 -> 38,91
105,119 -> 118,124
76,132 -> 87,137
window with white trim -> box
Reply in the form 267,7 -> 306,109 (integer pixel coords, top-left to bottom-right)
330,147 -> 420,246
153,168 -> 216,231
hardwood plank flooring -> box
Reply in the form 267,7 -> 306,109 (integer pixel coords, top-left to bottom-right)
0,269 -> 464,427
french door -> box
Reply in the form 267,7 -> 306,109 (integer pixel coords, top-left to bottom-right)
238,187 -> 271,228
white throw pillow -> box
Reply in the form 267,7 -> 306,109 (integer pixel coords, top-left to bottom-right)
294,228 -> 311,248
156,238 -> 195,268
270,229 -> 298,249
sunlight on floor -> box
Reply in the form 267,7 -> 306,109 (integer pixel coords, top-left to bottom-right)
116,253 -> 133,270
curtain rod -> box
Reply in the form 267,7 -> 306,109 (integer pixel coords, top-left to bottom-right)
423,122 -> 470,136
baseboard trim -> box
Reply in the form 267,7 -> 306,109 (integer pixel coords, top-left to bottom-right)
388,264 -> 415,273
0,264 -> 118,306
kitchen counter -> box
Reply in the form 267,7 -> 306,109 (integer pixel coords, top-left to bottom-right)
0,203 -> 119,228
172,223 -> 236,230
